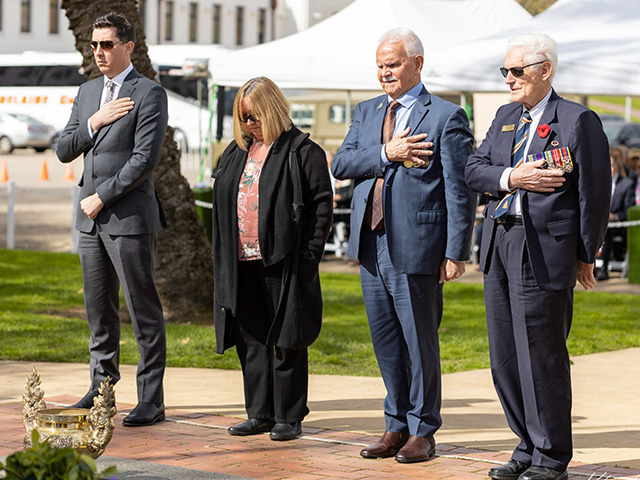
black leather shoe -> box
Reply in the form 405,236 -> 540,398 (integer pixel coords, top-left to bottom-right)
228,418 -> 275,436
596,268 -> 609,281
269,422 -> 302,441
489,460 -> 530,480
122,402 -> 165,427
68,391 -> 98,409
395,435 -> 436,463
519,466 -> 568,480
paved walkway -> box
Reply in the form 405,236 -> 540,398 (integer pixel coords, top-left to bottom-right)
1,349 -> 639,479
1,259 -> 639,479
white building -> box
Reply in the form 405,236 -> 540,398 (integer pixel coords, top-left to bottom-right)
0,0 -> 353,53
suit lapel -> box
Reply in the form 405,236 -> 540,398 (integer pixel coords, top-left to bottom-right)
94,69 -> 139,147
497,106 -> 523,167
406,86 -> 431,135
528,89 -> 560,156
372,96 -> 388,144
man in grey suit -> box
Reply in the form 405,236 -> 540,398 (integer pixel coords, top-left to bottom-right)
331,27 -> 475,463
56,12 -> 168,427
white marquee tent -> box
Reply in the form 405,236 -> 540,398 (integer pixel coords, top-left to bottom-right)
423,0 -> 640,96
211,0 -> 532,90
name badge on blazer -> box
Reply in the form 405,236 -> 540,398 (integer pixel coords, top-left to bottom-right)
501,124 -> 515,132
526,147 -> 573,172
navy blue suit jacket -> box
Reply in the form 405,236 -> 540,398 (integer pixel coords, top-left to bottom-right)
465,89 -> 611,290
332,85 -> 475,275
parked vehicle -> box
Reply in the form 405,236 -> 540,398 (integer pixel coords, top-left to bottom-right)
0,112 -> 55,154
598,113 -> 627,144
614,122 -> 640,149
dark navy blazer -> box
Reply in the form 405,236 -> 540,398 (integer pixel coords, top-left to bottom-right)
465,89 -> 611,290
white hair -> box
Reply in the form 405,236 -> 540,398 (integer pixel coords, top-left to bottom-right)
507,33 -> 558,82
378,27 -> 424,58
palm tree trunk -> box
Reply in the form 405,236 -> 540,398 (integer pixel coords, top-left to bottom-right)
61,0 -> 214,321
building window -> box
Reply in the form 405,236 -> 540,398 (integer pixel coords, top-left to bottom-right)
21,0 -> 31,33
212,4 -> 221,44
189,3 -> 197,42
139,0 -> 146,31
235,6 -> 244,46
49,0 -> 59,34
258,8 -> 266,44
164,0 -> 174,41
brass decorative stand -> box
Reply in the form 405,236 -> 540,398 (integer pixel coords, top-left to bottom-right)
22,368 -> 117,459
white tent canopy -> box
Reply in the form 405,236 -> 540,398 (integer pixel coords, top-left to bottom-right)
423,0 -> 640,96
211,0 -> 531,90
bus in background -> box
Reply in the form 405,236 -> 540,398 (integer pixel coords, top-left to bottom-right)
0,45 -> 232,156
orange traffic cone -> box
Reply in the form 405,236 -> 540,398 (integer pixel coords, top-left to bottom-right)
0,160 -> 8,183
39,159 -> 49,181
63,163 -> 75,181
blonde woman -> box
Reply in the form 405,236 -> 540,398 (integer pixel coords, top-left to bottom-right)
211,77 -> 333,441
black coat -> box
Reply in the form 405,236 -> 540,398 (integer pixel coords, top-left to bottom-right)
211,126 -> 333,352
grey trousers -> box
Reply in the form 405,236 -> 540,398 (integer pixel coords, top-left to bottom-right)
79,228 -> 166,404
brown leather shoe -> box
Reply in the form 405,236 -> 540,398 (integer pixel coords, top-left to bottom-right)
360,431 -> 409,459
395,435 -> 436,463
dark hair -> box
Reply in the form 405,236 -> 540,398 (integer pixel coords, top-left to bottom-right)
93,12 -> 135,43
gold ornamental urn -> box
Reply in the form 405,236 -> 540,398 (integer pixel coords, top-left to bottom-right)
22,368 -> 117,459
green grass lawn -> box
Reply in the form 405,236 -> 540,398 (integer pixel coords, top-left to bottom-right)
589,95 -> 640,122
1,249 -> 639,376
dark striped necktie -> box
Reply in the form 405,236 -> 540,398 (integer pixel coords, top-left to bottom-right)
494,110 -> 532,219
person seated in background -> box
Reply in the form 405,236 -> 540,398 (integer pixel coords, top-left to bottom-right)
628,148 -> 640,185
597,150 -> 637,280
611,145 -> 631,178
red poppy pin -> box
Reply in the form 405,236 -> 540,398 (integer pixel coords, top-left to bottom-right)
538,124 -> 551,138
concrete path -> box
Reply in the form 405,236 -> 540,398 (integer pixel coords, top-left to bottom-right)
1,348 -> 639,479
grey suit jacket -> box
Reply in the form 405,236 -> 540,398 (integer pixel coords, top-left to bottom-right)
56,68 -> 168,235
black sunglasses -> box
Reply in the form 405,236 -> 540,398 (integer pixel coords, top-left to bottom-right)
90,40 -> 126,51
500,61 -> 546,78
240,113 -> 260,123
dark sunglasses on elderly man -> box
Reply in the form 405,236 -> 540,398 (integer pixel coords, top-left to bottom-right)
90,40 -> 126,51
240,113 -> 260,123
500,61 -> 546,78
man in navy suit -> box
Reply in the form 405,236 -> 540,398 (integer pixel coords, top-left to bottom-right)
57,12 -> 168,427
466,34 -> 610,480
331,27 -> 475,463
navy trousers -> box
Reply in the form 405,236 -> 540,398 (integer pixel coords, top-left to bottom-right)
359,227 -> 443,438
484,223 -> 573,471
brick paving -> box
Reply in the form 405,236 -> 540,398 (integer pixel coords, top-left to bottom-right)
2,396 -> 639,480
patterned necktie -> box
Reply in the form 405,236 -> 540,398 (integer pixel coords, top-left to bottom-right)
494,111 -> 532,218
366,100 -> 400,230
103,80 -> 115,104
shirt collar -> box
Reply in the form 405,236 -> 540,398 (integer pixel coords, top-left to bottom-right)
388,82 -> 423,110
526,88 -> 553,120
105,63 -> 134,88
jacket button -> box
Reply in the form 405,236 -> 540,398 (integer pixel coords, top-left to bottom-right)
92,175 -> 97,179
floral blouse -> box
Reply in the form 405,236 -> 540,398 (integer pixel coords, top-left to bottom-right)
237,142 -> 269,260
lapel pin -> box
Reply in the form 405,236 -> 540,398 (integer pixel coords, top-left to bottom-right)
377,102 -> 383,110
551,140 -> 559,147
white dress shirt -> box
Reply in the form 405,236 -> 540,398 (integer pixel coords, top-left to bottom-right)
498,88 -> 553,215
87,63 -> 134,138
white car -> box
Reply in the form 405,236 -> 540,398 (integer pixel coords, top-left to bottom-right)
0,113 -> 55,154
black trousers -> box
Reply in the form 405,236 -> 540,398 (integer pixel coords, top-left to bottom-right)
484,223 -> 573,471
234,260 -> 309,423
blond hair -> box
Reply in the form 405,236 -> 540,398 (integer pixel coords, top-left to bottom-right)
233,77 -> 291,149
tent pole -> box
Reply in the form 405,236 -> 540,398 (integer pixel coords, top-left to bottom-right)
625,96 -> 632,122
345,90 -> 352,136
